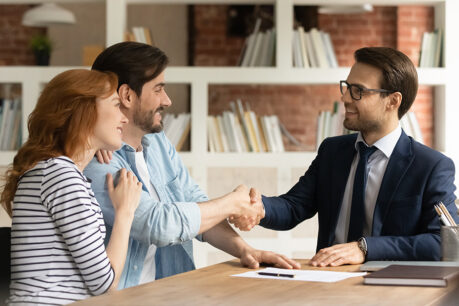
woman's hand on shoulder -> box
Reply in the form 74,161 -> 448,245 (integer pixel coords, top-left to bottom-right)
96,150 -> 113,164
106,168 -> 142,218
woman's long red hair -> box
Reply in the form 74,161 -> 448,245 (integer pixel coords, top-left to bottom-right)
1,69 -> 117,216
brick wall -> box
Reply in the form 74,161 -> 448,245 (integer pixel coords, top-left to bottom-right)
397,6 -> 434,67
197,5 -> 434,148
0,5 -> 45,65
318,7 -> 397,67
193,5 -> 244,66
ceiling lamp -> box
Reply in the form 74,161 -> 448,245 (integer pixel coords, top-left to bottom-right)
22,3 -> 76,27
319,4 -> 373,14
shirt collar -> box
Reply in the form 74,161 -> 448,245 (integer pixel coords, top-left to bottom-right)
355,124 -> 402,159
121,134 -> 153,152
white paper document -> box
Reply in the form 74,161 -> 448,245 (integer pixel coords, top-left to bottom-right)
232,267 -> 367,283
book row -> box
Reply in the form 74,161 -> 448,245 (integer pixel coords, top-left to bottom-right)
238,18 -> 276,67
238,22 -> 338,69
0,98 -> 22,151
208,100 -> 285,153
293,27 -> 338,68
125,26 -> 154,45
163,113 -> 190,151
419,29 -> 443,68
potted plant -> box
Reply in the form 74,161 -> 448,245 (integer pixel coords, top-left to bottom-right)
29,34 -> 52,66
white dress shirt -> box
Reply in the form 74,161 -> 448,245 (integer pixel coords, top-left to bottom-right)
334,125 -> 402,244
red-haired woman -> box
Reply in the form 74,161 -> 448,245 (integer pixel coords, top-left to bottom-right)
1,69 -> 142,305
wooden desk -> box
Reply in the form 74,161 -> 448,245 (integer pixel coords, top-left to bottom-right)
73,260 -> 459,305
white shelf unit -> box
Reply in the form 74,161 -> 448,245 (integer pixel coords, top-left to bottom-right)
1,0 -> 458,267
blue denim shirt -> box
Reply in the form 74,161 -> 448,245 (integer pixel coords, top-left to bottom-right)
84,132 -> 207,289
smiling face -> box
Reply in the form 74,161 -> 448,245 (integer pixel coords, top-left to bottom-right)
341,62 -> 393,135
92,90 -> 128,151
132,71 -> 171,133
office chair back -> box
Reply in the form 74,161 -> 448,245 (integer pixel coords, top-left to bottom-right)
0,227 -> 11,304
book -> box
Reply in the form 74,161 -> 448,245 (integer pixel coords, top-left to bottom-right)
363,265 -> 459,287
249,111 -> 264,152
235,100 -> 253,151
304,32 -> 318,67
176,117 -> 190,151
249,32 -> 264,67
297,26 -> 310,68
360,261 -> 459,272
244,111 -> 259,152
234,115 -> 248,152
322,32 -> 338,68
433,28 -> 443,67
258,29 -> 273,67
292,31 -> 303,67
216,116 -> 229,152
265,29 -> 276,66
257,116 -> 268,152
419,32 -> 429,67
143,27 -> 153,45
260,116 -> 274,152
163,113 -> 190,151
309,28 -> 329,68
240,18 -> 262,67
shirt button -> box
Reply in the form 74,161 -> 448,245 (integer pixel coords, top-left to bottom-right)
133,265 -> 138,270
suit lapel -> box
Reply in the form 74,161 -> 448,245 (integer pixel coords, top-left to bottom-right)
372,131 -> 414,235
328,135 -> 357,245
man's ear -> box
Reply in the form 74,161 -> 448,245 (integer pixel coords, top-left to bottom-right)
118,84 -> 134,109
387,91 -> 402,112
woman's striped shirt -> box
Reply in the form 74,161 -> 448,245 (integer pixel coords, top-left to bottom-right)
9,156 -> 114,305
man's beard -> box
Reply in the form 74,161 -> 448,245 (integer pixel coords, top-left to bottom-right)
133,104 -> 163,134
343,117 -> 380,134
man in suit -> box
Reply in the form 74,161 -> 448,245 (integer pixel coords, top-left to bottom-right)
233,47 -> 458,266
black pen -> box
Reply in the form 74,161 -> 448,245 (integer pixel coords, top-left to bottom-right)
257,272 -> 295,278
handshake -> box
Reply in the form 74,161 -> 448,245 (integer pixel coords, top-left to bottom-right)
227,185 -> 265,231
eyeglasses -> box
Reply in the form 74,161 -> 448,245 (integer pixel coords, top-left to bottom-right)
340,80 -> 395,101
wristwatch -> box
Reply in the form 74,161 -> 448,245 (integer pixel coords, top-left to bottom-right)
357,237 -> 367,256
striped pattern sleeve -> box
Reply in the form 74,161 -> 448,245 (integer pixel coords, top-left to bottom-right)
41,160 -> 114,295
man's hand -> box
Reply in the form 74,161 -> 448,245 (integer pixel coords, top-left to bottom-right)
309,242 -> 365,267
96,150 -> 113,164
228,185 -> 261,231
240,247 -> 301,270
229,187 -> 264,231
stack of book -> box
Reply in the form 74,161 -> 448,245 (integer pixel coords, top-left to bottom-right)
419,29 -> 443,67
0,97 -> 22,151
238,18 -> 276,67
163,113 -> 190,151
293,27 -> 338,68
125,26 -> 154,45
207,100 -> 284,153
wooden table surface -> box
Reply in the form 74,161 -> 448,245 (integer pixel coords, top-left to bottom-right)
72,259 -> 459,305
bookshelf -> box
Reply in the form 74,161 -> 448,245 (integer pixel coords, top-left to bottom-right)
0,0 -> 458,268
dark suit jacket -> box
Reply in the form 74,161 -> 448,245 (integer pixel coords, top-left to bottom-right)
260,131 -> 458,260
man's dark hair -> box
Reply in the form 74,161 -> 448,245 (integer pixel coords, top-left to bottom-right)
92,42 -> 169,97
354,47 -> 418,119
